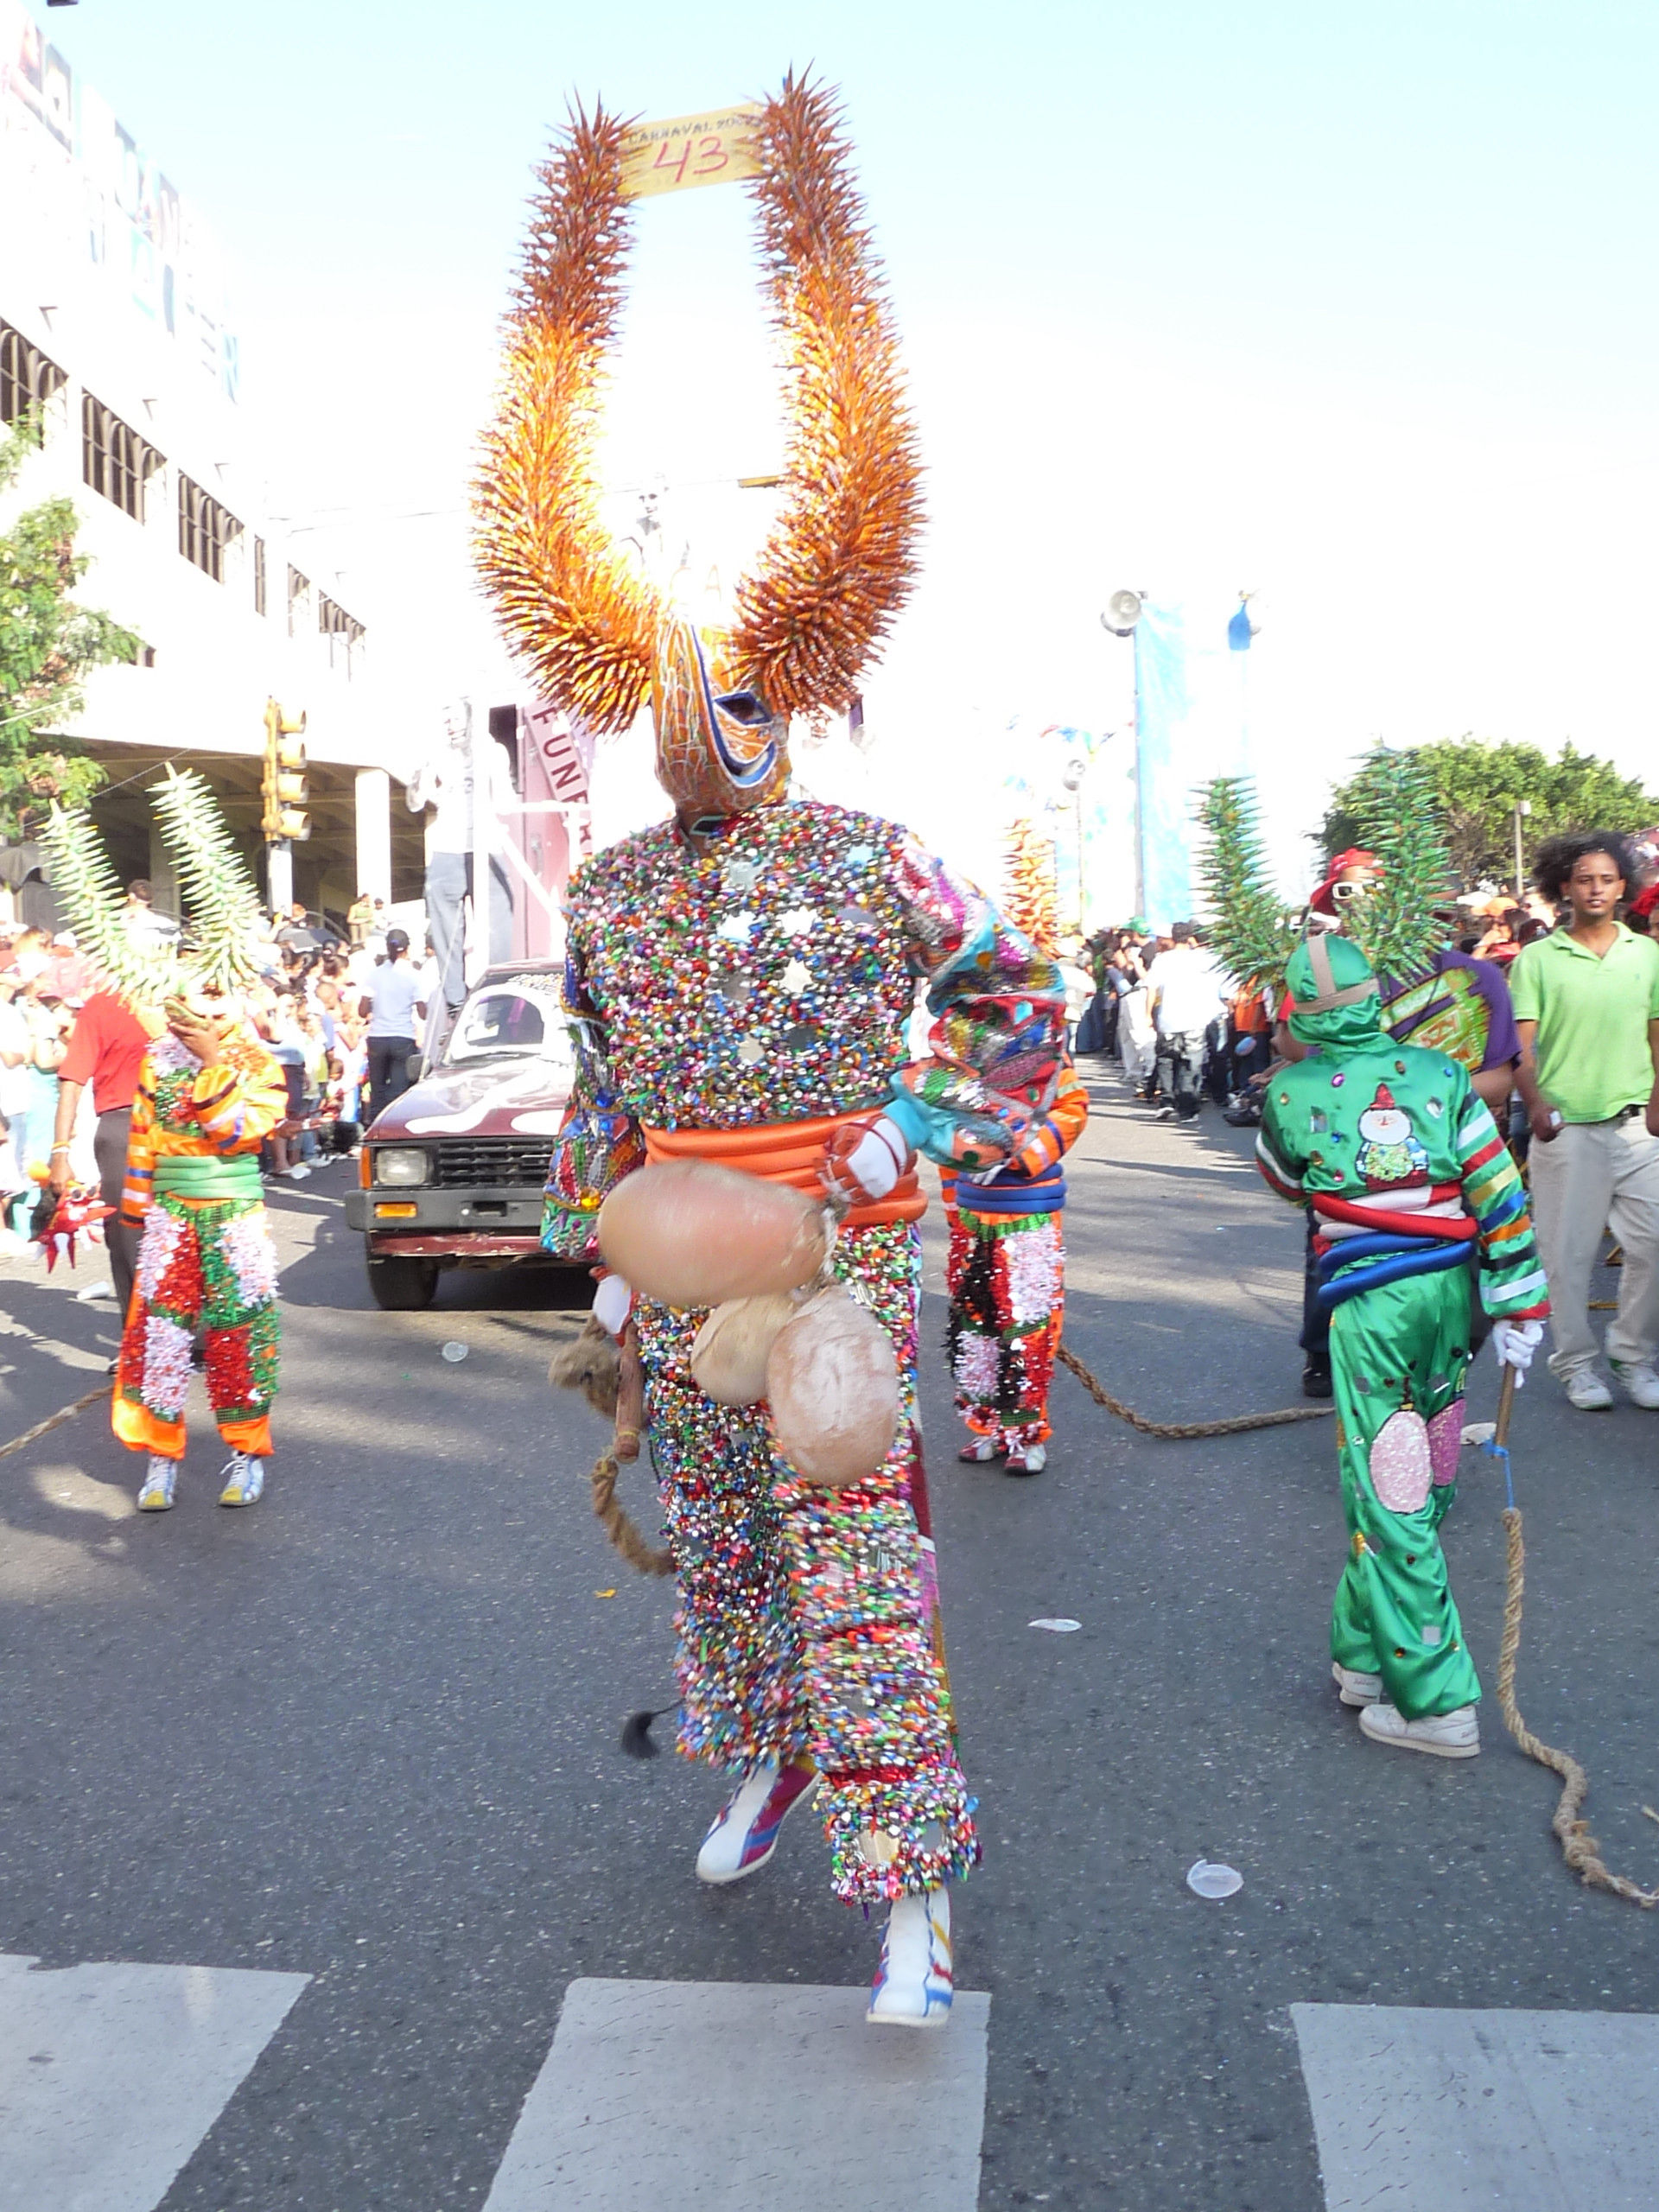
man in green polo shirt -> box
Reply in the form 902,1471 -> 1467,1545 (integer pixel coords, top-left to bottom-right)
1511,830 -> 1659,1410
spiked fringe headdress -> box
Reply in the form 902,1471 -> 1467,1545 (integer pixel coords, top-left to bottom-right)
473,74 -> 924,731
43,768 -> 266,1006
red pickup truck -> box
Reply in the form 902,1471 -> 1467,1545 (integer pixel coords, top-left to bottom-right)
344,961 -> 576,1308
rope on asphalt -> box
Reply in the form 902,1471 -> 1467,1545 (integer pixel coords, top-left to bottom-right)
0,1382 -> 107,1463
1057,1341 -> 1335,1438
1495,1503 -> 1658,1910
588,1446 -> 673,1576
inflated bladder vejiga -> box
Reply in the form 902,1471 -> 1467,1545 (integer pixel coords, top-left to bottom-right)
766,1287 -> 900,1487
597,1160 -> 831,1310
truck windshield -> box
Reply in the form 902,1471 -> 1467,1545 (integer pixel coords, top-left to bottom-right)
442,980 -> 571,1065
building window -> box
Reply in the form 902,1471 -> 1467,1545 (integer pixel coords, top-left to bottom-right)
82,394 -> 164,521
252,536 -> 266,616
318,592 -> 366,676
1,322 -> 67,429
287,565 -> 310,639
178,475 -> 243,582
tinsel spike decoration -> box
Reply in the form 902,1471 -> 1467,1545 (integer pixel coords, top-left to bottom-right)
41,801 -> 175,1005
1193,775 -> 1300,993
148,767 -> 266,993
1341,746 -> 1453,985
473,76 -> 924,729
474,103 -> 658,734
728,73 -> 925,716
44,771 -> 266,1010
1003,817 -> 1059,956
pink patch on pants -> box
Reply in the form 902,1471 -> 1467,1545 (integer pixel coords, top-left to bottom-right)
1427,1398 -> 1465,1488
1369,1408 -> 1432,1514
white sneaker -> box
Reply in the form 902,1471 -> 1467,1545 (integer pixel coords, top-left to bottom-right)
956,1437 -> 1001,1463
1332,1662 -> 1382,1707
868,1888 -> 953,2026
1002,1442 -> 1046,1475
217,1452 -> 266,1507
695,1761 -> 817,1884
1563,1368 -> 1614,1410
137,1458 -> 178,1511
1609,1360 -> 1659,1410
1358,1701 -> 1479,1758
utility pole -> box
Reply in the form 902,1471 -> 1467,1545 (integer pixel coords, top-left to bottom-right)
1512,798 -> 1531,898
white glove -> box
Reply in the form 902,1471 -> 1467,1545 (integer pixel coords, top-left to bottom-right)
1491,1318 -> 1544,1383
822,1115 -> 911,1205
592,1271 -> 633,1340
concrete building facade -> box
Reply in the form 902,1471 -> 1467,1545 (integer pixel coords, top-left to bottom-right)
0,3 -> 422,924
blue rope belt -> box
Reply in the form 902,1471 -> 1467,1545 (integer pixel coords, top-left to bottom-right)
1316,1231 -> 1473,1311
943,1160 -> 1067,1216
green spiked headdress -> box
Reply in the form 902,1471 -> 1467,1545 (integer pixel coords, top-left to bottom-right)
42,767 -> 266,1007
1197,747 -> 1452,996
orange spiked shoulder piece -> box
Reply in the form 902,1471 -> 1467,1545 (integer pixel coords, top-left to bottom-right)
474,75 -> 924,814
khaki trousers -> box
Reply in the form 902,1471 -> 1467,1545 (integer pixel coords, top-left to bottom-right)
1528,1114 -> 1659,1376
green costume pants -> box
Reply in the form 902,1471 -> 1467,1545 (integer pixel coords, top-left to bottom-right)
1329,1267 -> 1482,1719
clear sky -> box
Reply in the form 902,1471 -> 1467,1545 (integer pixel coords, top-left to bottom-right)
22,1 -> 1659,879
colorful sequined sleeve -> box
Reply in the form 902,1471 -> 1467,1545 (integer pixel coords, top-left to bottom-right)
883,836 -> 1069,1173
541,931 -> 647,1260
1007,1061 -> 1090,1178
190,1040 -> 289,1154
1456,1092 -> 1550,1319
119,1063 -> 158,1227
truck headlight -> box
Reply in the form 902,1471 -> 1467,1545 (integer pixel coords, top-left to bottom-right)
373,1147 -> 431,1187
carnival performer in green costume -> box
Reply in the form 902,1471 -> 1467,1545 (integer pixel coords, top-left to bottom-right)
1255,932 -> 1550,1757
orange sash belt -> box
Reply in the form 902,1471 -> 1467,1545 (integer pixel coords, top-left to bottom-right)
642,1113 -> 926,1230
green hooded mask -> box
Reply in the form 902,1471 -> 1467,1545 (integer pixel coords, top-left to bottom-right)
1285,932 -> 1382,1055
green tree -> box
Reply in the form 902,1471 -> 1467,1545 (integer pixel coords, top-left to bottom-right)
1320,737 -> 1659,890
0,411 -> 141,842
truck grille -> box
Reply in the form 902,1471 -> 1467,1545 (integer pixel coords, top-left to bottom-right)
430,1137 -> 554,1189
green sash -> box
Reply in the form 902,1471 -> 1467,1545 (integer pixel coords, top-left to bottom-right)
153,1154 -> 263,1202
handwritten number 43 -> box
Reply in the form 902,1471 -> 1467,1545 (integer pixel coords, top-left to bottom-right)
652,134 -> 728,183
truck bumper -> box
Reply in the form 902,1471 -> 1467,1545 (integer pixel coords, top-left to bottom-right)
345,1186 -> 550,1262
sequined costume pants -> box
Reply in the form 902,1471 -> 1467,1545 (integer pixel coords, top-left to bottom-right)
112,1194 -> 281,1462
636,1218 -> 979,1905
1329,1268 -> 1481,1719
944,1206 -> 1065,1447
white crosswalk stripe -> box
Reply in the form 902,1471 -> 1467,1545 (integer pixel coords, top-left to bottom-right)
0,1952 -> 309,2212
483,1979 -> 992,2212
1292,2003 -> 1659,2212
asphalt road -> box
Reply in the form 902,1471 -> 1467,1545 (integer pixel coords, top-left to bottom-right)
1,1091 -> 1655,2209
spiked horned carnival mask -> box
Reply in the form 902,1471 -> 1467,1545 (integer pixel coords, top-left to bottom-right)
474,76 -> 923,829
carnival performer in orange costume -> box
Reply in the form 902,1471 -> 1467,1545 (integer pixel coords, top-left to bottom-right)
478,78 -> 1065,2024
113,998 -> 289,1510
42,770 -> 291,1515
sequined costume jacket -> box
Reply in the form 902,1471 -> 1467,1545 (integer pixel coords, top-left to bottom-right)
543,800 -> 1066,1243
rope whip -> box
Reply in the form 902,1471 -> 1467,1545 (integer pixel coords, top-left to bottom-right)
1056,1341 -> 1334,1438
1485,1366 -> 1656,1908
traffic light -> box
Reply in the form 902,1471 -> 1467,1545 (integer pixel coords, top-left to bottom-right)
261,697 -> 309,841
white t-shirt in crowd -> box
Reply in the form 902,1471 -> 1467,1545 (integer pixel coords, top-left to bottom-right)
1145,947 -> 1225,1036
365,960 -> 423,1039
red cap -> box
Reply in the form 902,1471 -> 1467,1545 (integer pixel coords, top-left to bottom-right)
1309,848 -> 1379,916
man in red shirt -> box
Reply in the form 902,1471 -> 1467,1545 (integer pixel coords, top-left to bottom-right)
49,992 -> 151,1315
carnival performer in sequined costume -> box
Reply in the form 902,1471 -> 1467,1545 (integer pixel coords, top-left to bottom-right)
42,771 -> 291,1516
477,79 -> 1065,2024
1255,934 -> 1550,1758
945,1058 -> 1089,1474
